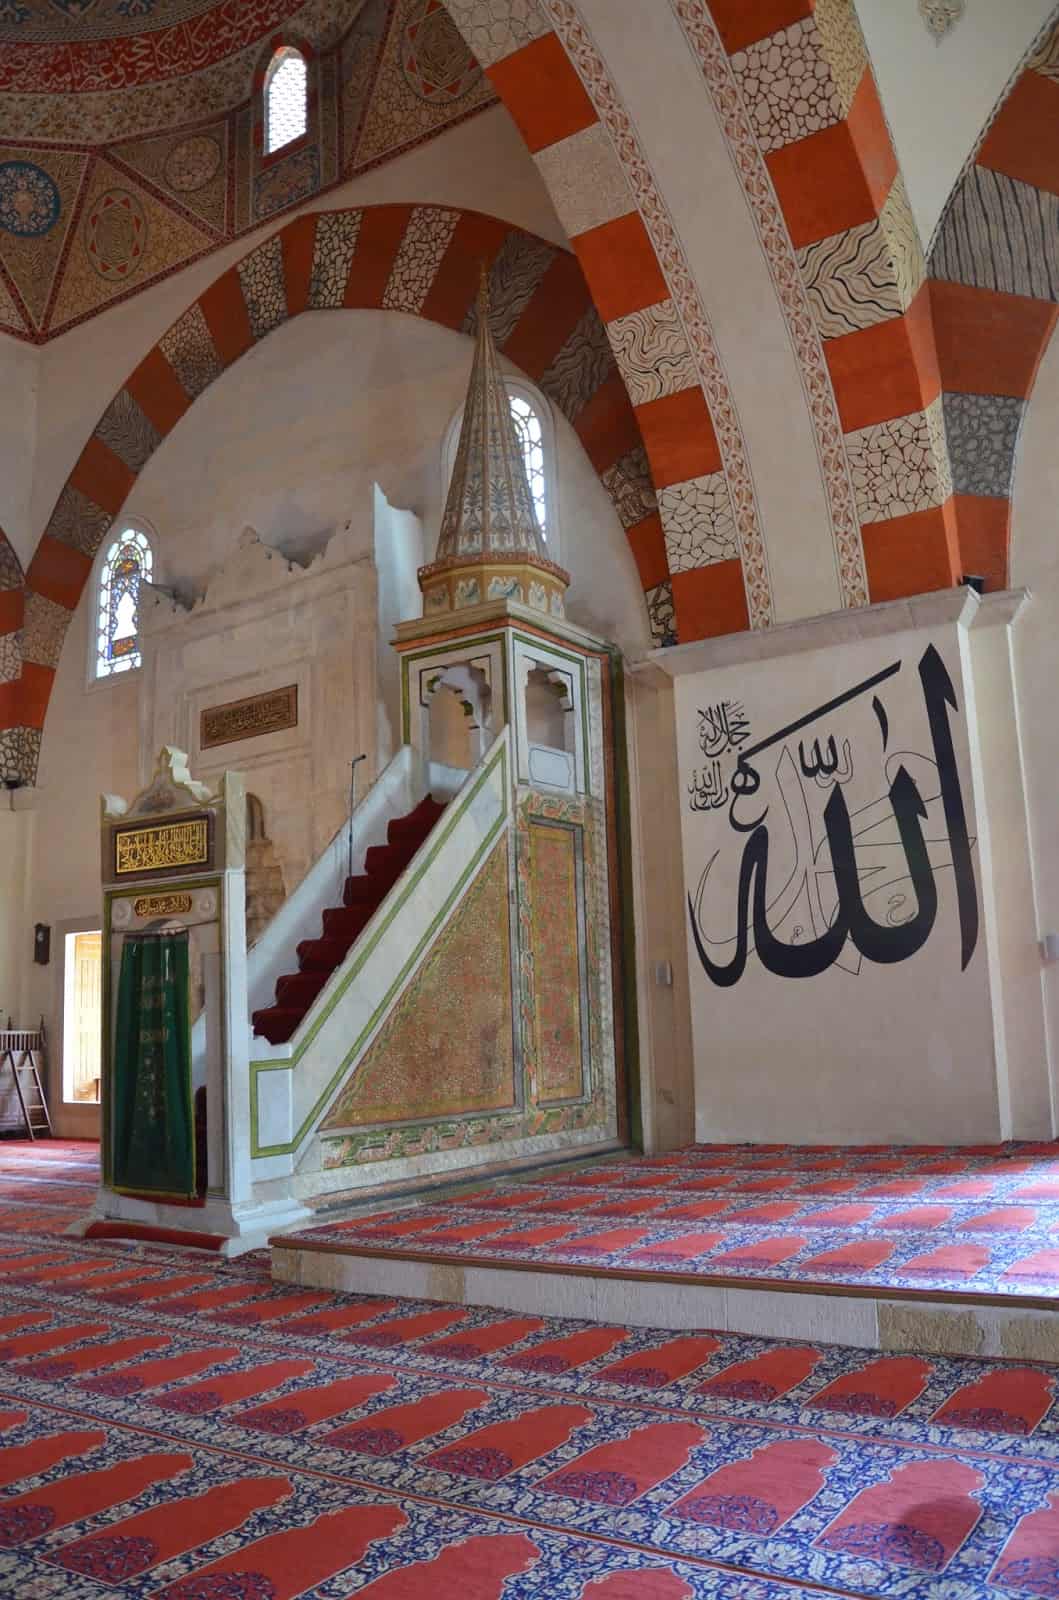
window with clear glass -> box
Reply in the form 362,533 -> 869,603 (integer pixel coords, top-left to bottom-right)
264,47 -> 308,154
63,931 -> 101,1106
508,393 -> 548,538
95,527 -> 152,678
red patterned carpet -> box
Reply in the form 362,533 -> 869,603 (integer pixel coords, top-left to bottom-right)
0,1140 -> 1058,1598
290,1142 -> 1059,1304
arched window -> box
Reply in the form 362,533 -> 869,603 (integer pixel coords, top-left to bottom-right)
444,382 -> 556,548
94,526 -> 153,679
508,392 -> 547,538
264,46 -> 308,154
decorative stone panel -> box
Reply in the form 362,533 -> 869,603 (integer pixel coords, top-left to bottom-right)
607,299 -> 698,407
944,392 -> 1025,499
659,472 -> 738,570
159,302 -> 225,400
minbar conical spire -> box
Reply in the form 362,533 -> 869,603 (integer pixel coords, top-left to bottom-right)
419,268 -> 569,619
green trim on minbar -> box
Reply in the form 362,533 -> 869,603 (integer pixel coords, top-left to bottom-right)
250,737 -> 510,1158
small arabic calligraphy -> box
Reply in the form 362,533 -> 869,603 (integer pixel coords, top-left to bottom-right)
698,700 -> 750,757
689,701 -> 751,813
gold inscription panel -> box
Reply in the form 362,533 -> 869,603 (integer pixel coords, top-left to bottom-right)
114,816 -> 211,879
133,892 -> 193,918
201,684 -> 298,750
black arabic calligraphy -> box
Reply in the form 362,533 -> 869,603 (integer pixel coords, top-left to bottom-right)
687,646 -> 978,984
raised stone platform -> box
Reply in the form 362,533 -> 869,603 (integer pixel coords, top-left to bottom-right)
272,1142 -> 1059,1361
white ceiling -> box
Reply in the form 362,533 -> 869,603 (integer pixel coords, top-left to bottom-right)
855,0 -> 1057,246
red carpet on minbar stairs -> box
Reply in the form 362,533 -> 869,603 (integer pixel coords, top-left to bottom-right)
291,1141 -> 1059,1302
0,1139 -> 1057,1597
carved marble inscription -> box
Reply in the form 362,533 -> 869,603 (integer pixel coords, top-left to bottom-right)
201,685 -> 298,749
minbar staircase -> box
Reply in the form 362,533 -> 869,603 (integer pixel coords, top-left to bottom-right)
251,793 -> 446,1045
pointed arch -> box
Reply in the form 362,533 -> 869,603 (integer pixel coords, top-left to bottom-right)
8,204 -> 664,782
440,1 -> 972,610
928,12 -> 1059,591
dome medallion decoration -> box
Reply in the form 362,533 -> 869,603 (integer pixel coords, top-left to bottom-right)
85,188 -> 146,280
163,135 -> 223,193
0,161 -> 60,236
402,0 -> 482,104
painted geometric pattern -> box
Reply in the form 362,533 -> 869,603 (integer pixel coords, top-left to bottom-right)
671,0 -> 950,609
926,17 -> 1059,592
321,837 -> 516,1129
657,0 -> 868,621
607,299 -> 699,409
659,472 -> 737,571
382,204 -> 460,314
729,17 -> 844,154
932,165 -> 1059,301
943,392 -> 1025,500
4,1143 -> 1059,1599
539,0 -> 772,638
845,399 -> 951,525
4,204 -> 665,780
0,0 -> 498,344
353,0 -> 495,169
798,220 -> 905,340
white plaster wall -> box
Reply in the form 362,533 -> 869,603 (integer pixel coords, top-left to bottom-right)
374,486 -> 424,766
120,311 -> 646,651
20,593 -> 139,1139
670,619 -> 999,1143
1009,320 -> 1059,1125
0,337 -> 39,573
0,801 -> 35,1025
856,0 -> 1056,245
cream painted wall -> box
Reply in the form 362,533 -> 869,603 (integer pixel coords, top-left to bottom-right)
0,799 -> 35,1025
10,102 -> 565,555
0,337 -> 39,573
667,608 -> 1002,1144
19,594 -> 139,1137
1009,320 -> 1059,1124
856,0 -> 1056,245
119,311 -> 646,651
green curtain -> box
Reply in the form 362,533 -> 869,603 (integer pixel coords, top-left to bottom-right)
112,932 -> 194,1199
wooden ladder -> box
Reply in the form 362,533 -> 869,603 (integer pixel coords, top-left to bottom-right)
0,1023 -> 52,1140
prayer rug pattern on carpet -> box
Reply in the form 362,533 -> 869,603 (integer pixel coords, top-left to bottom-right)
0,1143 -> 1057,1596
290,1142 -> 1059,1301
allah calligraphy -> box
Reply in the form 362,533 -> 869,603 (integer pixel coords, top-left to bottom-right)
114,817 -> 211,878
686,645 -> 978,986
201,685 -> 298,750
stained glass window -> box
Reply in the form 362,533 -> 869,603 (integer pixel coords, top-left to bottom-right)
95,528 -> 152,678
264,47 -> 308,154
